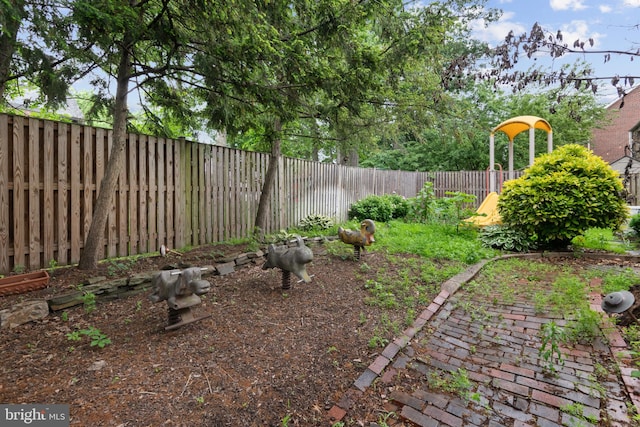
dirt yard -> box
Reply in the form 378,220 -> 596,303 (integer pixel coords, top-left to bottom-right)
0,241 -> 428,426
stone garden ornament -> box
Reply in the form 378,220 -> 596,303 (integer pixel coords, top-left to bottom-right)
262,236 -> 314,289
149,266 -> 212,330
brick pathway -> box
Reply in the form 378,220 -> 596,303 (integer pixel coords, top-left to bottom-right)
329,255 -> 640,426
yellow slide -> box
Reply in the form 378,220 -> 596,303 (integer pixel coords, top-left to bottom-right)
464,192 -> 501,226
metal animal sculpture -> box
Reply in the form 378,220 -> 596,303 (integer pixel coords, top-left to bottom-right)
262,236 -> 314,287
338,219 -> 376,260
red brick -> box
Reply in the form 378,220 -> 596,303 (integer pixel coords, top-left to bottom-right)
400,406 -> 438,427
419,308 -> 436,321
492,378 -> 530,396
531,389 -> 572,408
488,368 -> 515,381
423,404 -> 463,427
390,390 -> 424,411
369,355 -> 390,375
502,313 -> 526,321
500,363 -> 535,378
326,405 -> 346,423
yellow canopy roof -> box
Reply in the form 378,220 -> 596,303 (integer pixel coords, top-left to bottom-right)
491,115 -> 552,141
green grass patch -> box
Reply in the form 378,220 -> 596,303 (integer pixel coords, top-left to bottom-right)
371,221 -> 498,264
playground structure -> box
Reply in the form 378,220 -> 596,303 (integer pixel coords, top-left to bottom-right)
469,116 -> 553,226
149,267 -> 212,330
489,115 -> 553,193
262,236 -> 314,289
338,219 -> 376,260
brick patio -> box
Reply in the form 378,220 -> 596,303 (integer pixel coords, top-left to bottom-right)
329,254 -> 640,426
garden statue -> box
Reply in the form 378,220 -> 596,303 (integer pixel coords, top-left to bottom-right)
262,236 -> 314,289
338,219 -> 376,260
602,290 -> 638,325
149,267 -> 212,330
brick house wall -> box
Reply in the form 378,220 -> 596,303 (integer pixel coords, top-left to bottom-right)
591,85 -> 640,163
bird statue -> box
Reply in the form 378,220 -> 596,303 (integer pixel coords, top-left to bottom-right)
338,219 -> 376,260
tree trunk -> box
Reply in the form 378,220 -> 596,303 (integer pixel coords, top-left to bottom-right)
0,0 -> 24,100
254,118 -> 282,240
78,44 -> 131,270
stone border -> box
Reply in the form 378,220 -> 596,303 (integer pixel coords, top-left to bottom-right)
326,251 -> 640,425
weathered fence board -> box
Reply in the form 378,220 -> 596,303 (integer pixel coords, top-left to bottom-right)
0,115 -> 9,273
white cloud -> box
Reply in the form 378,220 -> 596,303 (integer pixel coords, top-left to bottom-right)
471,11 -> 527,44
623,0 -> 640,6
599,5 -> 613,12
549,0 -> 588,10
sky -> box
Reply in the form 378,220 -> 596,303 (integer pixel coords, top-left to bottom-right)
471,0 -> 640,103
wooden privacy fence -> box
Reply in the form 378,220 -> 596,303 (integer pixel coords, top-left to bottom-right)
1,113 -> 521,274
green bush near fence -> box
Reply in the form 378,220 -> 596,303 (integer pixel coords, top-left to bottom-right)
348,194 -> 409,222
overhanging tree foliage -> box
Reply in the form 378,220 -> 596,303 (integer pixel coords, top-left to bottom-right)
477,22 -> 640,100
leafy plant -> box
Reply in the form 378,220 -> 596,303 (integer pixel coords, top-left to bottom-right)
265,229 -> 297,244
565,308 -> 603,344
629,213 -> 640,236
499,144 -> 628,249
560,402 -> 599,424
600,268 -> 640,294
66,326 -> 112,348
622,325 -> 640,379
298,214 -> 334,231
406,181 -> 436,223
539,321 -> 566,374
426,368 -> 476,402
82,291 -> 97,314
349,195 -> 393,222
479,224 -> 538,252
431,191 -> 477,229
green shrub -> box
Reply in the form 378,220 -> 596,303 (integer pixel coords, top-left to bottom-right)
298,214 -> 334,231
629,214 -> 640,236
479,224 -> 538,252
498,144 -> 628,249
433,192 -> 477,227
349,194 -> 408,222
407,182 -> 436,222
387,194 -> 410,219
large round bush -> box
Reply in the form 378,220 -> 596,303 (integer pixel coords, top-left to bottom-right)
498,144 -> 628,248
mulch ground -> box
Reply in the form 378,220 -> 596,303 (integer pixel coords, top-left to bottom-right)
0,242 -> 421,426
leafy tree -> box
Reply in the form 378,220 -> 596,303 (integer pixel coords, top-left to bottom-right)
191,0 -> 497,236
72,0 -> 211,269
360,80 -> 606,172
0,0 -> 84,106
498,144 -> 628,248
